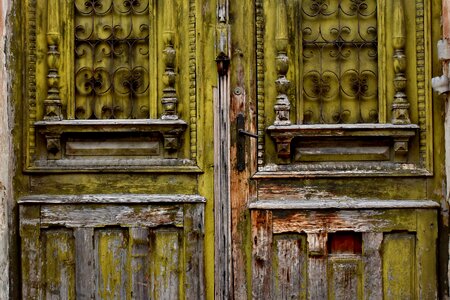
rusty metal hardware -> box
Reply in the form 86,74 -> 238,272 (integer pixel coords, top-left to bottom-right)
237,113 -> 258,171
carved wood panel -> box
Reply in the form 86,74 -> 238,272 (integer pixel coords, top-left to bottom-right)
19,195 -> 205,299
250,204 -> 438,299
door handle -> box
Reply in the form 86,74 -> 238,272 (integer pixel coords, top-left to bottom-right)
237,113 -> 258,171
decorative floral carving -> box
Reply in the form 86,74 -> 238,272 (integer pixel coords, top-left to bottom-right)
75,0 -> 150,119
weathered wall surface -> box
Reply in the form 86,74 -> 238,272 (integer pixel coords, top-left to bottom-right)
0,0 -> 11,298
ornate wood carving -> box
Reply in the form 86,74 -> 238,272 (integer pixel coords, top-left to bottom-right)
44,0 -> 63,121
267,123 -> 418,164
161,0 -> 178,120
24,0 -> 199,171
256,0 -> 434,175
391,0 -> 410,124
273,0 -> 291,126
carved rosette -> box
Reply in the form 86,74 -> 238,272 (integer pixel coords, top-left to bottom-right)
273,0 -> 291,126
391,0 -> 410,124
44,0 -> 62,121
161,0 -> 179,120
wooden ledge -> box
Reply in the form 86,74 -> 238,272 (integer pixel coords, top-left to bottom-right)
249,199 -> 439,210
267,123 -> 419,164
34,119 -> 188,162
19,194 -> 206,204
34,119 -> 188,133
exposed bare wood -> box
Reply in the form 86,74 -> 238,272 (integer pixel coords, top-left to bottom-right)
151,229 -> 180,299
307,233 -> 328,300
214,56 -> 233,298
185,204 -> 205,299
251,210 -> 273,299
272,209 -> 417,234
129,228 -> 150,300
328,257 -> 361,300
274,235 -> 306,299
249,199 -> 439,210
362,232 -> 383,300
40,204 -> 184,228
74,228 -> 95,300
19,194 -> 205,204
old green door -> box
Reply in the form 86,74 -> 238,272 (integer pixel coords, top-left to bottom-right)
15,0 -> 443,299
17,0 -> 211,298
219,0 -> 443,299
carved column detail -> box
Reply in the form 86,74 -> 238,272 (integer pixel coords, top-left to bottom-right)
161,0 -> 179,120
44,0 -> 62,121
391,0 -> 410,124
273,0 -> 291,126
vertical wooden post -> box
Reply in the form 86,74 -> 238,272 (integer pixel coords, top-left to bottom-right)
214,0 -> 232,297
391,0 -> 410,124
274,0 -> 291,126
44,0 -> 62,121
161,0 -> 178,120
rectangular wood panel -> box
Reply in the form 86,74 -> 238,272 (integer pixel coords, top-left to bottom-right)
42,229 -> 75,299
74,228 -> 95,300
94,228 -> 129,299
382,233 -> 416,299
151,229 -> 181,299
40,204 -> 184,227
273,234 -> 307,300
130,227 -> 150,299
328,258 -> 362,300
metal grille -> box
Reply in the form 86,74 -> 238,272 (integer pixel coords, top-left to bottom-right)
301,0 -> 378,124
74,0 -> 150,119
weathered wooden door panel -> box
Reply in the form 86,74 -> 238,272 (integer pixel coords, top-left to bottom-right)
19,196 -> 205,300
250,204 -> 438,299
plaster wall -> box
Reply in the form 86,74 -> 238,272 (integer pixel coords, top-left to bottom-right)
0,0 -> 11,298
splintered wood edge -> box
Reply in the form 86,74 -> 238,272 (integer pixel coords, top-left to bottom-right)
18,194 -> 206,204
248,199 -> 439,210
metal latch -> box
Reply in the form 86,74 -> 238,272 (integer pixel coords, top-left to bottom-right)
237,113 -> 258,171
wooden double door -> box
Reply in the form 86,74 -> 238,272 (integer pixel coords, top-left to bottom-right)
17,0 -> 442,299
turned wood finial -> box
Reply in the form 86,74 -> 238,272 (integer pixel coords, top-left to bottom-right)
391,0 -> 410,124
161,0 -> 179,120
44,0 -> 63,121
274,0 -> 291,126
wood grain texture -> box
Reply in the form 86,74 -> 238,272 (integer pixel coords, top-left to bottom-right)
19,194 -> 206,204
251,210 -> 273,299
307,233 -> 328,300
184,204 -> 205,299
74,228 -> 95,300
362,232 -> 383,300
274,235 -> 307,300
272,209 -> 417,233
129,227 -> 150,300
151,229 -> 180,299
42,229 -> 75,300
328,258 -> 361,300
40,204 -> 184,228
94,228 -> 128,300
20,205 -> 43,300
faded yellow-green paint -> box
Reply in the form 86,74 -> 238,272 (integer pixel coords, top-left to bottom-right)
43,229 -> 75,299
97,229 -> 128,299
383,233 -> 416,299
11,0 -> 446,299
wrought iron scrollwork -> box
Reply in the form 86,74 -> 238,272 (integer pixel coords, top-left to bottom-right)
301,0 -> 378,124
74,0 -> 150,119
